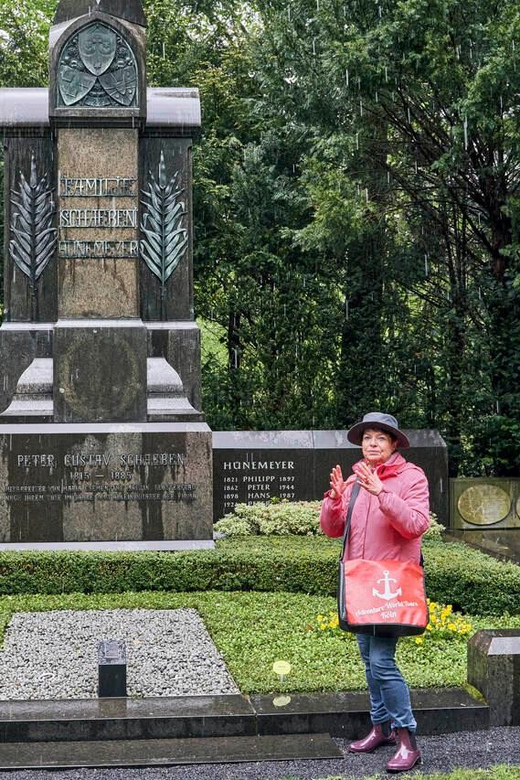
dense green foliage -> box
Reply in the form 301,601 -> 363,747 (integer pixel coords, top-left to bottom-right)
2,1 -> 520,473
0,537 -> 517,615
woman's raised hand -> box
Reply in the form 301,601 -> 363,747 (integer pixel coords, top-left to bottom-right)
354,461 -> 383,496
329,464 -> 347,499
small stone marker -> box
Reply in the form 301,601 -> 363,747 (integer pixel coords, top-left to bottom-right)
98,640 -> 127,698
467,629 -> 520,726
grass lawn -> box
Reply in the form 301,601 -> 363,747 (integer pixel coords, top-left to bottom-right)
300,769 -> 520,780
0,589 -> 518,695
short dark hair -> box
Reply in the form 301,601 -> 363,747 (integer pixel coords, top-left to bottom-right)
362,426 -> 398,443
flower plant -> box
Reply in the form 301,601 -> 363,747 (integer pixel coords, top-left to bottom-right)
311,599 -> 472,645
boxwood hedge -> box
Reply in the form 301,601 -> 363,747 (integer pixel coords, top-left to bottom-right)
0,537 -> 517,615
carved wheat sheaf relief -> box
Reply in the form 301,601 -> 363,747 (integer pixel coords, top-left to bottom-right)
10,153 -> 57,316
140,151 -> 189,318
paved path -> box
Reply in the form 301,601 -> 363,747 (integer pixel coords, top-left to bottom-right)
3,727 -> 520,779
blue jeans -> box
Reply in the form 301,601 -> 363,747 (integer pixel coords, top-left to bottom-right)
357,634 -> 417,732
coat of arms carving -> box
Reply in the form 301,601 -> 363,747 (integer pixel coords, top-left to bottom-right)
57,22 -> 138,108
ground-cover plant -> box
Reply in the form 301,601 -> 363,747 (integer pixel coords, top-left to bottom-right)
0,589 -> 517,695
315,600 -> 473,646
300,769 -> 520,780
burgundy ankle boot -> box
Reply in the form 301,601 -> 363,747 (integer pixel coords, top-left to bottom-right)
386,727 -> 421,773
348,721 -> 396,753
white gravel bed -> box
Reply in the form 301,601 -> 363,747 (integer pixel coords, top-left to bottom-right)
0,609 -> 239,700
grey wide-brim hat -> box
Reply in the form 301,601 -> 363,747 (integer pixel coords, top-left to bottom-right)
347,412 -> 410,449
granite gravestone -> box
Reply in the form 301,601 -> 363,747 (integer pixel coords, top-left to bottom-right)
467,629 -> 520,726
212,429 -> 448,521
0,0 -> 213,548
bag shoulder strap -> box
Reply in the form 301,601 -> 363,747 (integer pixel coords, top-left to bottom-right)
340,481 -> 361,560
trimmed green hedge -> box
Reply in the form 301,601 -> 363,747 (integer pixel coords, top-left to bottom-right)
0,537 -> 518,615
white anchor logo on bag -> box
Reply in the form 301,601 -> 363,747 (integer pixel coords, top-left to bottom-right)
372,570 -> 402,601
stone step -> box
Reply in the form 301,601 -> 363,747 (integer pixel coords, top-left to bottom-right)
0,733 -> 343,769
0,689 -> 488,744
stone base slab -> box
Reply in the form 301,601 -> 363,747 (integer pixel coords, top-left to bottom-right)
0,540 -> 215,551
0,733 -> 342,769
0,688 -> 487,744
0,422 -> 213,543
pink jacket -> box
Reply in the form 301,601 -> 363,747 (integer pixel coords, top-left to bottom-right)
320,452 -> 430,564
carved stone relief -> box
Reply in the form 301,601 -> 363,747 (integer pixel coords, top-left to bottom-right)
10,153 -> 57,317
140,152 -> 189,318
57,22 -> 138,107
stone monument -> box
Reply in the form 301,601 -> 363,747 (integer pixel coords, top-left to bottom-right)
468,629 -> 520,726
0,0 -> 213,548
212,429 -> 448,522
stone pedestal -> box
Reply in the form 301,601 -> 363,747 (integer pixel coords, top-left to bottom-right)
0,0 -> 212,548
54,320 -> 147,423
0,423 -> 212,544
467,629 -> 520,726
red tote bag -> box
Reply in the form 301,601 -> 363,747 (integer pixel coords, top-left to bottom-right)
337,484 -> 428,637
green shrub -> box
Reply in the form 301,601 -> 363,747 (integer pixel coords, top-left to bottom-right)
425,511 -> 446,540
0,537 -> 517,615
423,540 -> 520,615
214,500 -> 323,536
214,499 -> 444,541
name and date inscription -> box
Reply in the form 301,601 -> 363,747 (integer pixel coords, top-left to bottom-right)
9,452 -> 196,504
221,459 -> 297,510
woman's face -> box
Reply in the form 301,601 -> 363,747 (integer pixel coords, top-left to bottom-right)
361,428 -> 397,466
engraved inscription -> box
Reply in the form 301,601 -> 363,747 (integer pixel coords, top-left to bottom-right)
10,450 -> 195,505
220,457 -> 297,512
58,171 -> 138,265
60,177 -> 137,198
60,209 -> 138,229
6,484 -> 196,503
59,240 -> 140,259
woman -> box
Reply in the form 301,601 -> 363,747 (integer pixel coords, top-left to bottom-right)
320,412 -> 430,774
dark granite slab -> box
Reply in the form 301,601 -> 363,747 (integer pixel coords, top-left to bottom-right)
468,629 -> 520,726
0,695 -> 256,743
213,429 -> 449,522
251,688 -> 488,738
0,689 -> 487,744
0,733 -> 343,769
213,431 -> 315,520
0,421 -> 213,544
